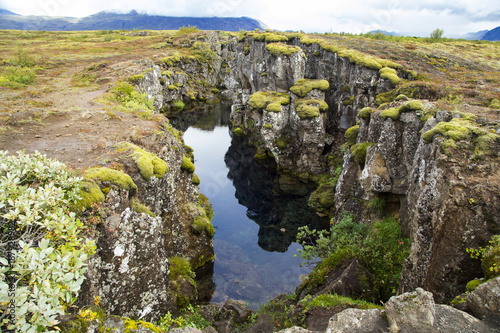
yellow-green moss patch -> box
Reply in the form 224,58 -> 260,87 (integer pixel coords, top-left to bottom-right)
295,99 -> 328,119
249,91 -> 290,112
399,100 -> 424,112
265,43 -> 302,56
345,125 -> 360,146
422,118 -> 472,143
380,107 -> 401,120
192,174 -> 201,185
379,67 -> 400,86
181,154 -> 196,173
131,197 -> 156,217
74,181 -> 105,211
290,79 -> 330,98
350,143 -> 375,165
358,107 -> 374,119
489,98 -> 500,109
85,167 -> 138,193
119,142 -> 168,181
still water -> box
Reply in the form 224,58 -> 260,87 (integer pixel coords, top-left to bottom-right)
171,103 -> 322,309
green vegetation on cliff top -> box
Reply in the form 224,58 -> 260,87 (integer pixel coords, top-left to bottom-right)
249,91 -> 290,112
290,79 -> 330,97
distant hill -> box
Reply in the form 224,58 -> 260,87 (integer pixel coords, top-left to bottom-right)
369,30 -> 401,36
482,26 -> 500,41
457,30 -> 488,40
0,9 -> 267,31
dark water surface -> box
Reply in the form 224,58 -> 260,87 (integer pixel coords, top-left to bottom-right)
172,103 -> 322,309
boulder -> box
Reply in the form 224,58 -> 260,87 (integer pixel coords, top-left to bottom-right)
326,308 -> 388,333
466,277 -> 500,322
385,288 -> 436,332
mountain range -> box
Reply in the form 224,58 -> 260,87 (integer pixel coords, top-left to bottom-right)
0,9 -> 267,31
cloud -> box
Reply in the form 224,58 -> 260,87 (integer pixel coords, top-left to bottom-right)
0,0 -> 499,35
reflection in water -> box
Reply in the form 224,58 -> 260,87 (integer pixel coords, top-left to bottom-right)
172,103 -> 327,309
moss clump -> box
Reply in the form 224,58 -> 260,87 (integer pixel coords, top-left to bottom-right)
168,84 -> 178,91
308,182 -> 336,213
191,216 -> 215,237
85,167 -> 138,193
160,51 -> 183,66
232,127 -> 246,136
379,67 -> 401,86
345,125 -> 360,146
131,198 -> 156,217
276,136 -> 288,149
380,107 -> 401,120
265,43 -> 302,56
350,143 -> 375,165
119,142 -> 168,181
254,149 -> 268,160
169,256 -> 196,285
74,181 -> 105,211
128,74 -> 144,84
399,100 -> 424,112
192,174 -> 201,185
295,99 -> 328,119
263,123 -> 273,129
358,107 -> 374,119
290,79 -> 330,98
489,98 -> 500,109
248,91 -> 290,112
422,118 -> 472,143
181,155 -> 196,173
466,279 -> 484,292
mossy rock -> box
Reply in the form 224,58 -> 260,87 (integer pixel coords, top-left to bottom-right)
345,125 -> 360,146
130,197 -> 156,217
265,43 -> 302,56
192,173 -> 201,185
466,279 -> 484,292
308,182 -> 336,213
350,143 -> 375,165
85,167 -> 138,193
249,91 -> 290,112
358,107 -> 374,119
276,136 -> 288,149
482,235 -> 500,279
380,107 -> 401,120
422,118 -> 473,143
118,142 -> 168,181
295,98 -> 328,119
127,74 -> 144,84
74,181 -> 105,211
399,100 -> 424,112
379,67 -> 401,86
191,216 -> 215,238
181,154 -> 196,173
232,127 -> 246,136
290,79 -> 330,98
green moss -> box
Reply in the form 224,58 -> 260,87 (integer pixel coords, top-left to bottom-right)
482,235 -> 500,279
85,167 -> 138,193
395,94 -> 409,101
128,74 -> 144,84
162,70 -> 173,78
399,100 -> 424,112
422,118 -> 473,143
265,43 -> 302,56
380,107 -> 401,120
263,33 -> 288,43
300,293 -> 381,312
358,107 -> 374,119
263,123 -> 273,129
118,142 -> 168,181
254,149 -> 268,160
181,155 -> 196,173
248,91 -> 290,112
466,279 -> 484,292
489,98 -> 500,109
343,97 -> 354,106
345,125 -> 360,146
276,136 -> 288,149
290,79 -> 330,98
191,216 -> 215,237
375,91 -> 397,106
74,181 -> 105,211
295,99 -> 328,119
232,127 -> 246,136
169,256 -> 196,285
131,198 -> 156,217
379,67 -> 401,86
168,84 -> 178,91
308,182 -> 336,213
192,174 -> 201,185
160,51 -> 183,66
350,143 -> 375,165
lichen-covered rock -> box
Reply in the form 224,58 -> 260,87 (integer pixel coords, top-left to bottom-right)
326,308 -> 388,333
466,277 -> 500,321
276,327 -> 314,333
385,288 -> 436,331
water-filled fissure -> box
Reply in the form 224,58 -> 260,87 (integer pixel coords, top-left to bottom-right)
169,102 -> 325,309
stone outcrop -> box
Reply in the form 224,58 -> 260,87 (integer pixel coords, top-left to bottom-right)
78,121 -> 214,321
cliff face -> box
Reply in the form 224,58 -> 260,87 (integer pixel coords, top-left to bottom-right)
133,31 -> 499,306
78,120 -> 214,321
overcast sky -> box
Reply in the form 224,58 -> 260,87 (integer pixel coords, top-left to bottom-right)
1,0 -> 499,36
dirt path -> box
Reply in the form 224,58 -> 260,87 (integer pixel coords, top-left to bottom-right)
0,55 -> 162,170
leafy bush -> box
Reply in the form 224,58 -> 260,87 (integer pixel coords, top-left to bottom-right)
467,234 -> 500,279
0,151 -> 95,332
176,26 -> 199,36
101,81 -> 153,117
297,213 -> 410,302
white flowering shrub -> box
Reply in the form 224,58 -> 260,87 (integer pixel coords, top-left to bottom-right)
0,151 -> 95,332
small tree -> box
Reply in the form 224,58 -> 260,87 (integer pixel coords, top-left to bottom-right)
429,28 -> 444,42
0,151 -> 95,332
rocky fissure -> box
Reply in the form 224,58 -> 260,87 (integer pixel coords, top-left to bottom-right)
62,30 -> 500,330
